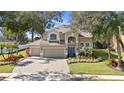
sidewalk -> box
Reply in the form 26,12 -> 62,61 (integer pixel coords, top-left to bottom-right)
72,74 -> 124,80
0,73 -> 12,78
1,73 -> 124,81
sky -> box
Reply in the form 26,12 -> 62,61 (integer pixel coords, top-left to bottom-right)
54,11 -> 72,27
28,11 -> 72,39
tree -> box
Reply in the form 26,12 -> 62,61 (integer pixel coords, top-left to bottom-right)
72,12 -> 111,56
24,11 -> 64,42
72,11 -> 124,69
0,11 -> 64,42
0,11 -> 31,44
0,42 -> 6,60
6,43 -> 18,57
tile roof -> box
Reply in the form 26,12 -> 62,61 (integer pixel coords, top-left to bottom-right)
29,39 -> 63,46
29,40 -> 41,45
46,25 -> 70,33
46,25 -> 92,38
79,30 -> 92,38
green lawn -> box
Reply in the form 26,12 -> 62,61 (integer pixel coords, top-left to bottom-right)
93,49 -> 118,60
69,49 -> 124,75
69,62 -> 124,75
0,64 -> 15,73
0,50 -> 27,73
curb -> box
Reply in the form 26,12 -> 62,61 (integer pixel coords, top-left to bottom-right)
72,74 -> 124,80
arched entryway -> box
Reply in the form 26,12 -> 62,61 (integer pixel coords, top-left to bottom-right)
68,36 -> 76,44
68,36 -> 76,57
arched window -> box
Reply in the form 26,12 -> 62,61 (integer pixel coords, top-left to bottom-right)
50,34 -> 57,40
68,36 -> 76,43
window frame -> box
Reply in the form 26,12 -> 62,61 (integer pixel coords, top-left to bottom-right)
50,33 -> 57,41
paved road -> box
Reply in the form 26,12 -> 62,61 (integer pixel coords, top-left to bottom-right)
12,57 -> 70,74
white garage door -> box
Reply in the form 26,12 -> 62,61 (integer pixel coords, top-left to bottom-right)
43,47 -> 65,58
30,48 -> 41,56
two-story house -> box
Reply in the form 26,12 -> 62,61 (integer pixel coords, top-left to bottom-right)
29,25 -> 93,58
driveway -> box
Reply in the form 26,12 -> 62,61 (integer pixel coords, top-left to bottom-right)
12,57 -> 70,74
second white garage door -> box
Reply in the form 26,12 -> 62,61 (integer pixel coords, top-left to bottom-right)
43,46 -> 65,58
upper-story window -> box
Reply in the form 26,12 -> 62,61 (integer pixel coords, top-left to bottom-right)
50,34 -> 57,41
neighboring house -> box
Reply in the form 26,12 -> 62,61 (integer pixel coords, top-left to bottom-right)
29,25 -> 93,58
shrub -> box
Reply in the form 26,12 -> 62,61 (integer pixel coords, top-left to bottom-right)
111,60 -> 118,67
105,59 -> 112,65
79,52 -> 85,56
112,62 -> 118,67
67,56 -> 97,64
84,48 -> 93,57
95,57 -> 103,62
18,54 -> 24,58
5,55 -> 19,62
105,59 -> 118,67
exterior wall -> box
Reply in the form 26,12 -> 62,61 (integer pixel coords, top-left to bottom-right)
29,45 -> 41,56
42,32 -> 48,40
78,37 -> 93,53
30,29 -> 93,58
59,32 -> 65,40
47,31 -> 60,41
79,37 -> 93,47
59,32 -> 65,44
42,46 -> 65,58
65,31 -> 79,56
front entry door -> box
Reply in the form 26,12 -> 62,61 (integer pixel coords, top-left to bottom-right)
68,47 -> 75,57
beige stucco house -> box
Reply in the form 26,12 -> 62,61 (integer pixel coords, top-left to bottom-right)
29,25 -> 93,58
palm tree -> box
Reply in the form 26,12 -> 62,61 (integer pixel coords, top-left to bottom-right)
101,12 -> 124,69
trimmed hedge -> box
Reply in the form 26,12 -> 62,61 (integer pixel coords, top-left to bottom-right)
67,56 -> 103,64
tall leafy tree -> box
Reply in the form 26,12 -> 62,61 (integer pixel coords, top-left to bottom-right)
0,11 -> 30,44
0,11 -> 64,42
24,11 -> 64,41
72,11 -> 124,68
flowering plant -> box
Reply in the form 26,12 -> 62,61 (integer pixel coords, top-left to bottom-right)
5,55 -> 19,62
111,60 -> 118,67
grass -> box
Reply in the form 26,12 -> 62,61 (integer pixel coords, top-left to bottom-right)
69,62 -> 124,75
0,64 -> 15,73
93,49 -> 118,60
0,49 -> 27,73
69,49 -> 124,75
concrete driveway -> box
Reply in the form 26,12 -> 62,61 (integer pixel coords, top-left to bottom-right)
12,57 -> 69,74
